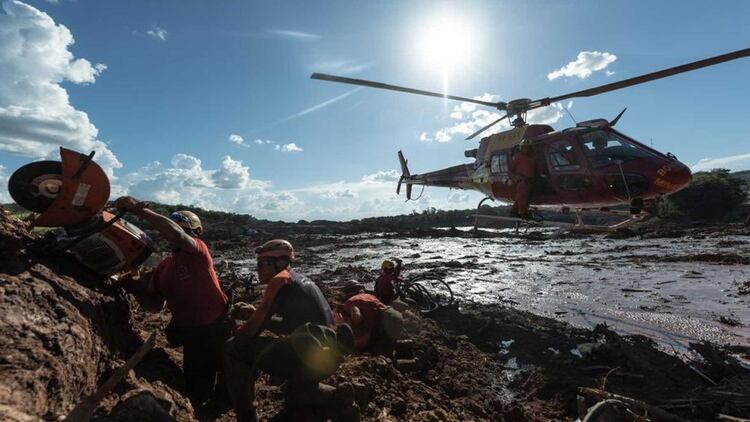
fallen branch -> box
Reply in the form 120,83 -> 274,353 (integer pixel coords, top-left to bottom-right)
578,387 -> 690,422
63,331 -> 157,422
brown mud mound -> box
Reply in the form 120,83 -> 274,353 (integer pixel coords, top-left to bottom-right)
0,209 -> 192,421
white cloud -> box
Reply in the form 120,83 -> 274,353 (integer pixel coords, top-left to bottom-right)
418,132 -> 431,142
229,133 -> 245,145
0,0 -> 119,177
212,156 -> 251,189
278,143 -> 303,153
0,165 -> 10,202
109,151 -> 486,221
547,51 -> 617,80
290,169 -> 486,220
435,130 -> 451,143
691,153 -> 750,172
266,29 -> 320,41
361,169 -> 399,184
121,152 -> 301,219
146,25 -> 167,41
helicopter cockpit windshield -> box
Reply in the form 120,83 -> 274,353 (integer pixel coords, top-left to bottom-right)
578,130 -> 657,168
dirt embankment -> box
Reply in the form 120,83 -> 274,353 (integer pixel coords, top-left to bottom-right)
2,206 -> 749,421
0,209 -> 193,421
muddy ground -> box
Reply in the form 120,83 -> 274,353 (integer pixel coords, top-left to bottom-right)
2,207 -> 750,421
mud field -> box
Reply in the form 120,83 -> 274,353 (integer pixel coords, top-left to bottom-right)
2,207 -> 750,421
294,227 -> 750,350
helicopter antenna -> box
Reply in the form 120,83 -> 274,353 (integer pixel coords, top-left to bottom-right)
563,104 -> 577,125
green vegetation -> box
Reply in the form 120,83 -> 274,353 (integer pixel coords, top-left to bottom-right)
659,169 -> 747,219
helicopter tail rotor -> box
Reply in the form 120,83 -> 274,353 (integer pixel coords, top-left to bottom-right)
397,150 -> 413,200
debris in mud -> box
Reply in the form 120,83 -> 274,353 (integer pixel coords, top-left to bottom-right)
719,316 -> 742,327
738,281 -> 750,296
2,205 -> 750,422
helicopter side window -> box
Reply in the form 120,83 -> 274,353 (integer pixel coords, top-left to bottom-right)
548,141 -> 580,171
579,130 -> 656,168
490,153 -> 509,175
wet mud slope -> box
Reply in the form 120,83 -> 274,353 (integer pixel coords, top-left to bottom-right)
2,206 -> 749,421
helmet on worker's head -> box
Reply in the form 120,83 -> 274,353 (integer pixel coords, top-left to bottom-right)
381,259 -> 396,271
255,239 -> 295,260
170,210 -> 202,231
342,279 -> 365,298
593,137 -> 607,149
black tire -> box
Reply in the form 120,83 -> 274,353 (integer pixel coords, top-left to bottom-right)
409,276 -> 455,308
8,161 -> 63,213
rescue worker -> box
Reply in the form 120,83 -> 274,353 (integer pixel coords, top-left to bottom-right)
336,280 -> 404,355
114,197 -> 230,409
509,140 -> 538,219
223,239 -> 358,422
374,258 -> 402,305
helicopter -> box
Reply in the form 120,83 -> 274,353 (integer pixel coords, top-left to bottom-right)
312,47 -> 750,231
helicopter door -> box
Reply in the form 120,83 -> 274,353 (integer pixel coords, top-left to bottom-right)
545,139 -> 593,202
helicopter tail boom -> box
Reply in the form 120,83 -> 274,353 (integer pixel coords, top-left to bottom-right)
397,150 -> 475,200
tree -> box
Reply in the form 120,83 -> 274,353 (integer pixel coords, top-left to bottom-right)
660,169 -> 747,219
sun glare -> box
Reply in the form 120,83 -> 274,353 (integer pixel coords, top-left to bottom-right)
414,14 -> 477,75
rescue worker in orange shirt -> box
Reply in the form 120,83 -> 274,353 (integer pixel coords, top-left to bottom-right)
223,239 -> 358,422
509,140 -> 538,219
335,280 -> 404,355
374,258 -> 402,305
114,197 -> 230,409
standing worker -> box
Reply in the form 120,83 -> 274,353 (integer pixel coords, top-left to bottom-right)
509,140 -> 538,219
223,239 -> 358,422
114,197 -> 230,411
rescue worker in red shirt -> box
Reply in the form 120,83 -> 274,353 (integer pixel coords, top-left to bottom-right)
509,140 -> 538,219
223,239 -> 358,422
374,258 -> 402,305
114,197 -> 230,409
337,280 -> 403,355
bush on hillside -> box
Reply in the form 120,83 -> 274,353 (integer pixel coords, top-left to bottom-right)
659,169 -> 747,219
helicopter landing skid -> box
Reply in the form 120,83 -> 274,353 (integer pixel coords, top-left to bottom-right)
570,208 -> 651,232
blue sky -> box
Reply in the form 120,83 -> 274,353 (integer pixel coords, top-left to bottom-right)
0,0 -> 748,220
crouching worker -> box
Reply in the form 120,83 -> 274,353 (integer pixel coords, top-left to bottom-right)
223,239 -> 358,422
114,197 -> 230,409
337,280 -> 403,356
374,258 -> 402,305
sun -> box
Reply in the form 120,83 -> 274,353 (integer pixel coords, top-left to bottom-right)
414,13 -> 477,75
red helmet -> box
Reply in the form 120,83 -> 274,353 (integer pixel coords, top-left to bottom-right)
254,239 -> 295,260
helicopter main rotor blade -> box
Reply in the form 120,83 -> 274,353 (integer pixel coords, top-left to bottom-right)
466,114 -> 508,140
311,73 -> 503,108
528,47 -> 750,110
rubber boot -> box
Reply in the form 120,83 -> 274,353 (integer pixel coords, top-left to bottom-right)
285,382 -> 337,407
395,358 -> 421,373
332,403 -> 361,422
330,383 -> 359,422
394,339 -> 414,359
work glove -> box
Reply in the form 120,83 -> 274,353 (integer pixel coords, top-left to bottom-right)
117,268 -> 148,294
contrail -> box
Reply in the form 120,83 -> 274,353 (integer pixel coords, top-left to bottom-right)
287,87 -> 362,119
